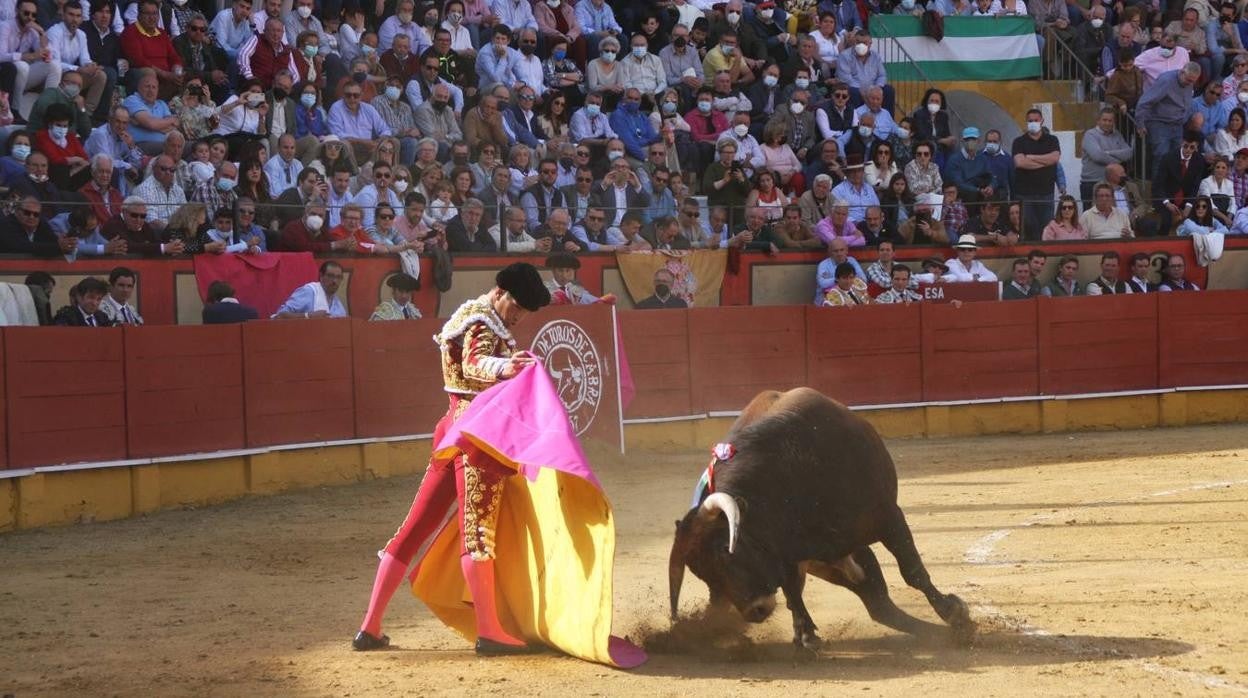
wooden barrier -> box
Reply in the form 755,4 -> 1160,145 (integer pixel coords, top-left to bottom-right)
921,300 -> 1039,400
618,309 -> 693,419
806,304 -> 923,405
242,319 -> 355,447
352,318 -> 445,438
687,306 -> 807,412
6,328 -> 127,468
1158,290 -> 1248,388
125,325 -> 246,458
1037,294 -> 1159,395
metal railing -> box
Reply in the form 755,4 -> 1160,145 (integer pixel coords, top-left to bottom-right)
870,17 -> 971,133
1041,27 -> 1150,189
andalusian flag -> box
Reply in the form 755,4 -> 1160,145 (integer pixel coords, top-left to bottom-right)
870,16 -> 1041,81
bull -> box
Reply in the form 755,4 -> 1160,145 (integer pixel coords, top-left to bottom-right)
668,388 -> 974,649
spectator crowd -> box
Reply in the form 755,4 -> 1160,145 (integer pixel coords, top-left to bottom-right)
0,0 -> 1233,316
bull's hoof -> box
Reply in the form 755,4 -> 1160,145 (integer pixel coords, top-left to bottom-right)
942,595 -> 976,646
794,629 -> 823,652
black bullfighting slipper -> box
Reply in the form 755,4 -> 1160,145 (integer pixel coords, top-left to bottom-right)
352,630 -> 390,651
474,638 -> 545,656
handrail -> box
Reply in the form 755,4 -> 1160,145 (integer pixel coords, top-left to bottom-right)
869,16 -> 971,134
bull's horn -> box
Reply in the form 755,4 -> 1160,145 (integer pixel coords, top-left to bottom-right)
668,520 -> 686,621
700,492 -> 741,555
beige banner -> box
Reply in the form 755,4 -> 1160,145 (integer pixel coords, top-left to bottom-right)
615,249 -> 727,307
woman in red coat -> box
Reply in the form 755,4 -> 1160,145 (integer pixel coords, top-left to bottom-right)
34,103 -> 91,191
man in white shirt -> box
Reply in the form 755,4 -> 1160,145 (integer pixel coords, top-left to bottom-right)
0,0 -> 64,121
100,266 -> 143,325
353,162 -> 402,228
620,34 -> 665,98
46,2 -> 109,121
944,234 -> 999,282
513,27 -> 545,97
211,0 -> 255,62
133,155 -> 188,230
264,134 -> 304,199
488,206 -> 538,252
378,0 -> 429,53
273,261 -> 349,319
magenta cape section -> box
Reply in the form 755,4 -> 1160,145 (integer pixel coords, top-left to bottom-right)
409,361 -> 647,669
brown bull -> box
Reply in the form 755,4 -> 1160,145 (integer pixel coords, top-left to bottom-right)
669,388 -> 974,649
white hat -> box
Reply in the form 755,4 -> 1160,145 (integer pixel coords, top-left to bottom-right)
954,234 -> 978,249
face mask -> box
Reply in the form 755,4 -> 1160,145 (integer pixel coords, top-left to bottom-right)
432,100 -> 449,111
727,11 -> 740,23
547,0 -> 559,5
62,83 -> 82,100
733,124 -> 749,138
272,86 -> 288,100
30,173 -> 48,183
854,43 -> 869,56
791,102 -> 805,115
394,179 -> 409,193
352,71 -> 367,83
622,100 -> 639,113
1160,47 -> 1174,58
673,36 -> 687,48
361,45 -> 375,56
662,100 -> 677,113
306,214 -> 324,230
927,102 -> 940,114
586,103 -> 601,117
296,5 -> 312,18
448,11 -> 462,23
246,92 -> 265,106
697,100 -> 712,113
896,127 -> 911,139
216,178 -> 237,192
608,149 -> 624,160
302,45 -> 317,58
385,86 -> 401,101
984,142 -> 1000,154
397,12 -> 412,23
12,144 -> 30,161
424,14 -> 438,26
50,125 -> 69,140
795,78 -> 810,90
857,125 -> 872,138
1091,18 -> 1103,28
601,50 -> 616,62
553,48 -> 566,60
1026,121 -> 1042,134
301,93 -> 317,108
901,0 -> 915,8
632,46 -> 647,59
559,156 -> 574,168
172,0 -> 187,5
655,283 -> 671,296
763,74 -> 778,87
1239,92 -> 1248,103
520,44 -> 535,55
721,44 -> 734,55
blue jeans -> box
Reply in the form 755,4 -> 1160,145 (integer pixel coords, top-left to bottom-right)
1148,121 -> 1183,178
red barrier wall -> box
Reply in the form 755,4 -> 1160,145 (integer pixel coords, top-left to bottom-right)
1158,290 -> 1248,388
6,328 -> 126,468
1037,294 -> 1159,395
806,304 -> 923,405
618,309 -> 693,418
352,318 -> 445,438
242,320 -> 355,447
125,325 -> 246,458
687,306 -> 807,412
921,301 -> 1039,401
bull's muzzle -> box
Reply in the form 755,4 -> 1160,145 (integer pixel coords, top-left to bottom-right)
743,595 -> 776,623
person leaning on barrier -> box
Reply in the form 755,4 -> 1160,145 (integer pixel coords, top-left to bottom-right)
634,267 -> 688,310
1085,251 -> 1133,295
874,264 -> 924,305
273,260 -> 349,319
53,277 -> 112,327
369,272 -> 422,321
202,281 -> 260,324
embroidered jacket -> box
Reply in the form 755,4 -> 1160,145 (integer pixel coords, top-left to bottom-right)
435,294 -> 515,395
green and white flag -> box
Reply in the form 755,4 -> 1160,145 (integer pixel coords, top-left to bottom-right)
869,16 -> 1041,81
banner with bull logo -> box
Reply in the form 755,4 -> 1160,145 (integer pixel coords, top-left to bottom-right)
514,304 -> 624,453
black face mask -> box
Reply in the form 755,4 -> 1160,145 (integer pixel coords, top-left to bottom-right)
655,283 -> 671,296
432,100 -> 449,111
272,87 -> 287,100
673,36 -> 687,48
519,44 -> 536,56
352,71 -> 368,83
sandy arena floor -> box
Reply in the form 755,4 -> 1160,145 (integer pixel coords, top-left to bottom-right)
2,424 -> 1247,697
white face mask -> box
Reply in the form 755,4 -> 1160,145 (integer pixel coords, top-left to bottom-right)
1159,47 -> 1174,58
547,0 -> 560,6
858,125 -> 873,138
733,123 -> 749,137
763,74 -> 778,87
760,8 -> 774,20
727,11 -> 740,23
1026,121 -> 1042,134
608,149 -> 624,160
1238,91 -> 1248,102
1090,18 -> 1103,28
296,5 -> 312,18
927,102 -> 940,114
394,179 -> 409,193
854,42 -> 869,56
790,102 -> 805,115
306,214 -> 324,230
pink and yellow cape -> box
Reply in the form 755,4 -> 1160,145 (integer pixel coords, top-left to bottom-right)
410,361 -> 647,668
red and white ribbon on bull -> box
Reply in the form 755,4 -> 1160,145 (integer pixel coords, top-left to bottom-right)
691,442 -> 736,507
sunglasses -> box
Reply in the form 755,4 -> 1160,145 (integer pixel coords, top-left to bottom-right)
378,213 -> 395,219
834,93 -> 849,99
344,92 -> 362,98
576,151 -> 590,156
682,210 -> 700,217
916,151 -> 930,157
1060,205 -> 1075,210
